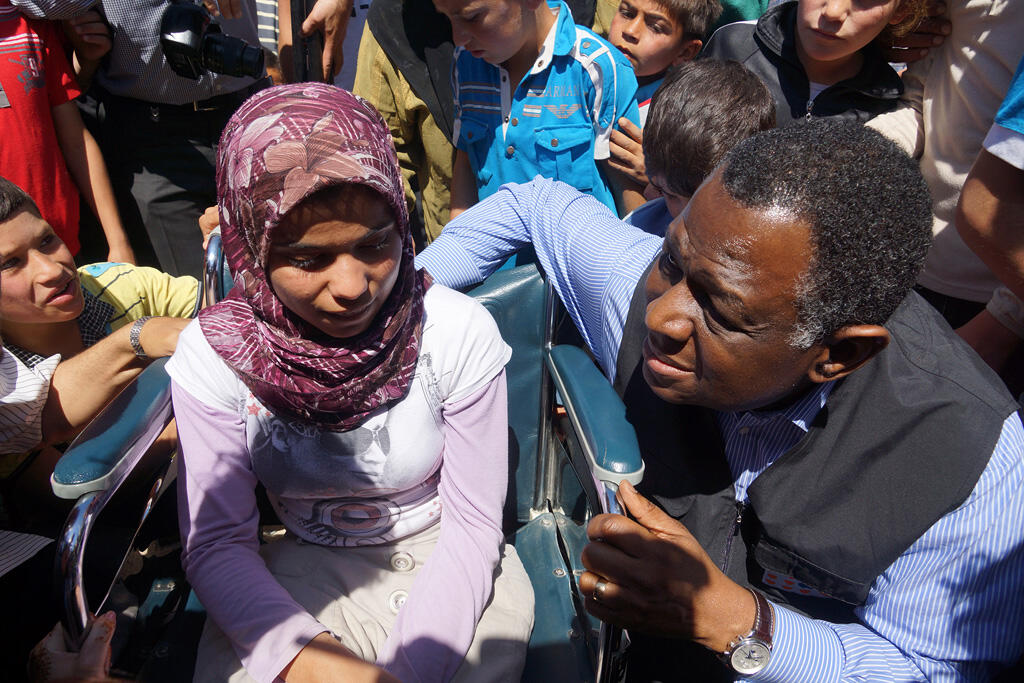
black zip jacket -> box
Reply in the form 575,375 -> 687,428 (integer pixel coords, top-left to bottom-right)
701,0 -> 903,125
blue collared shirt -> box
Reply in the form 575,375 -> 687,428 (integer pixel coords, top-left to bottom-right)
418,177 -> 1024,680
451,1 -> 639,212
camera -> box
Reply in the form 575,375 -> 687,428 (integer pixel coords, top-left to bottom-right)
160,1 -> 264,80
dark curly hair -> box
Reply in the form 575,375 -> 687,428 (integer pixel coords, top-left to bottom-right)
719,120 -> 933,348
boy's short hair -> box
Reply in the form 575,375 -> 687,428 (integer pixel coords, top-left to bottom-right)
643,59 -> 775,197
0,176 -> 40,224
656,0 -> 722,40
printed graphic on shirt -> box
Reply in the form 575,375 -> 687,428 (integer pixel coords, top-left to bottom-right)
11,54 -> 42,93
244,351 -> 447,546
762,570 -> 830,599
1,29 -> 46,96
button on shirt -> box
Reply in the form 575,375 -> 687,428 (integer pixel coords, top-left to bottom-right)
451,0 -> 639,212
417,176 -> 1024,681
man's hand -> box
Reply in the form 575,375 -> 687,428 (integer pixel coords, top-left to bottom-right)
877,1 -> 950,64
301,0 -> 352,79
62,10 -> 111,63
206,0 -> 242,19
578,481 -> 755,653
28,611 -> 115,682
608,117 -> 648,187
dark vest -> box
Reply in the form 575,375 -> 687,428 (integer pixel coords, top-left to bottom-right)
614,266 -> 1018,680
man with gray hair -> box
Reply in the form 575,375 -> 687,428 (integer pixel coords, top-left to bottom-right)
417,119 -> 1024,679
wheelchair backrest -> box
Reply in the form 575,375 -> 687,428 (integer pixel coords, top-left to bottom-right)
465,265 -> 548,530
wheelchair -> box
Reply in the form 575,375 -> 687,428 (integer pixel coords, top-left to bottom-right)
50,236 -> 644,681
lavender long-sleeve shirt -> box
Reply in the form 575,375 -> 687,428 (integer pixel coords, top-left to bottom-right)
169,287 -> 513,682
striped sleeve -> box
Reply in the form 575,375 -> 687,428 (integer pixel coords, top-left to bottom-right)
416,177 -> 660,378
751,413 -> 1024,682
0,349 -> 57,456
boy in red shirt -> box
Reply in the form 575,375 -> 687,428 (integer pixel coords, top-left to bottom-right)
0,1 -> 132,262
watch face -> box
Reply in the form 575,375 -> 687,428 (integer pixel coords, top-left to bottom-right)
730,640 -> 771,675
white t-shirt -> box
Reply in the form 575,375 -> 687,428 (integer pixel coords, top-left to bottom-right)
167,284 -> 510,546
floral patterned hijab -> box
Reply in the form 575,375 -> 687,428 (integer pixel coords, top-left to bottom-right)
198,84 -> 429,431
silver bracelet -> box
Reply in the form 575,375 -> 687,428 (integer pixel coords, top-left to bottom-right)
129,316 -> 154,359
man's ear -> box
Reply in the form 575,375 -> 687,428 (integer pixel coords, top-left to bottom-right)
807,325 -> 889,383
672,38 -> 703,66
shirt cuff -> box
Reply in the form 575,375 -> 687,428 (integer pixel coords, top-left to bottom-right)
986,286 -> 1024,339
743,603 -> 843,682
983,124 -> 1024,171
415,239 -> 490,290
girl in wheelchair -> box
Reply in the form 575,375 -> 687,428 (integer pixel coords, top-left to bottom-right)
166,84 -> 533,683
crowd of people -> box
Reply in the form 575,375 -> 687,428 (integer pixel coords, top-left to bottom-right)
1,0 -> 1023,681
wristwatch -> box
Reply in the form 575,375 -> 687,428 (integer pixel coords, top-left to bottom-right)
723,588 -> 774,675
129,316 -> 154,359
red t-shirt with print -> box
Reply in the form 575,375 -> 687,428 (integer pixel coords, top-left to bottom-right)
0,1 -> 82,254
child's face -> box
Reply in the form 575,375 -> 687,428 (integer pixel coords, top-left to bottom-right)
644,172 -> 690,217
609,0 -> 697,78
434,0 -> 537,66
796,0 -> 906,68
0,210 -> 83,325
267,188 -> 402,340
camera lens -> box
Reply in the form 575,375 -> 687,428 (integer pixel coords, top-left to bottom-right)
202,33 -> 265,79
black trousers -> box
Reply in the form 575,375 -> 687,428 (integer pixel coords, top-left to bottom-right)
84,82 -> 268,278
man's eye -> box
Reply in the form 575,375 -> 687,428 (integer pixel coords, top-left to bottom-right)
650,21 -> 668,34
658,249 -> 681,276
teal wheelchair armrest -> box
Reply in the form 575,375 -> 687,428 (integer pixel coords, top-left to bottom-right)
545,345 -> 644,489
51,358 -> 173,500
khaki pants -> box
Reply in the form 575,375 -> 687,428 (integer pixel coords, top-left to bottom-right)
194,524 -> 534,682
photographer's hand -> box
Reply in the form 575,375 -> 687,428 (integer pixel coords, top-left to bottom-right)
206,0 -> 243,20
301,0 -> 352,79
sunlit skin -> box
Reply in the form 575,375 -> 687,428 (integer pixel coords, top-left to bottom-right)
433,0 -> 554,81
795,0 -> 908,84
641,170 -> 826,412
267,187 -> 403,340
609,0 -> 700,78
0,209 -> 84,324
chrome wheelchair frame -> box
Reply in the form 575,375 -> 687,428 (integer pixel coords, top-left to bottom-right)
50,241 -> 644,681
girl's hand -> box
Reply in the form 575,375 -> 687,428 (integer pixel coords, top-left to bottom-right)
608,117 -> 648,187
282,632 -> 400,683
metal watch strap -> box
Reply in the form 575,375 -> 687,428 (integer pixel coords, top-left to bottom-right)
722,588 -> 774,673
129,316 -> 153,359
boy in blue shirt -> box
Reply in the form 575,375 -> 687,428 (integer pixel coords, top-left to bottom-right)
436,0 -> 640,218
